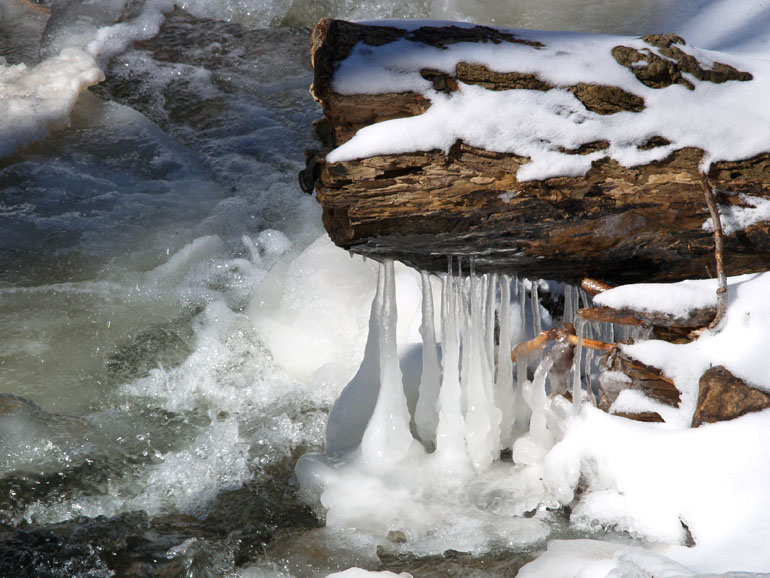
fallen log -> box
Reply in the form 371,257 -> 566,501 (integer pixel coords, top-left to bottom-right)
304,19 -> 770,284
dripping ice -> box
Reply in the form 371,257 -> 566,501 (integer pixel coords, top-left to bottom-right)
296,260 -> 603,554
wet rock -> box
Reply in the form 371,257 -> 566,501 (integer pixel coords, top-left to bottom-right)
106,321 -> 194,382
387,530 -> 407,544
0,511 -> 149,578
692,366 -> 770,427
376,547 -> 537,577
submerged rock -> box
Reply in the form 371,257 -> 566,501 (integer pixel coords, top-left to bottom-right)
0,511 -> 149,578
0,394 -> 93,477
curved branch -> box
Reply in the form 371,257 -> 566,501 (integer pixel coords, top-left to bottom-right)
701,173 -> 728,330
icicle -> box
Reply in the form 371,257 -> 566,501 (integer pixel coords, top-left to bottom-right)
434,271 -> 469,470
460,274 -> 472,418
325,262 -> 384,456
512,339 -> 531,438
415,271 -> 441,448
463,272 -> 501,470
528,356 -> 553,450
563,284 -> 574,326
584,346 -> 597,406
512,355 -> 554,465
360,260 -> 415,471
531,282 -> 542,336
484,272 -> 497,370
519,278 -> 527,338
496,276 -> 516,449
571,317 -> 585,414
579,288 -> 592,311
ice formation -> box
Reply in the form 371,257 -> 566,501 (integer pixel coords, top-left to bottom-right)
297,260 -> 578,555
300,259 -> 770,575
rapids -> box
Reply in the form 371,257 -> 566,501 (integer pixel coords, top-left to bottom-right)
0,1 -> 762,576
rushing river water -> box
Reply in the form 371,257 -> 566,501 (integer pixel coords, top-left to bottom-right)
0,1 -> 723,576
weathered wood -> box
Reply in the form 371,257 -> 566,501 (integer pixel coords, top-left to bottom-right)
598,349 -> 681,422
578,305 -> 715,331
306,19 -> 770,284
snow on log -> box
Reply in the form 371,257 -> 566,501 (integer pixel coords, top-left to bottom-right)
303,19 -> 770,284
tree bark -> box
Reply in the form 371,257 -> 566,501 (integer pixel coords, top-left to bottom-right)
306,19 -> 770,284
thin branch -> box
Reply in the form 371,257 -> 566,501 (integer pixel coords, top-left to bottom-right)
701,173 -> 728,331
511,327 -> 614,363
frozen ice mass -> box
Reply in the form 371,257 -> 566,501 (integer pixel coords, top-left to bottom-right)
3,0 -> 770,576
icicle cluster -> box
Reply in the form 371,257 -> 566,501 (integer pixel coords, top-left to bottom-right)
350,259 -> 585,474
323,259 -> 612,476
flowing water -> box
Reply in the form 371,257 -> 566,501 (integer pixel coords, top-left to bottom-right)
0,1 -> 714,576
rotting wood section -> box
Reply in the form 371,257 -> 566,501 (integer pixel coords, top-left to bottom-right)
315,145 -> 770,285
304,19 -> 770,285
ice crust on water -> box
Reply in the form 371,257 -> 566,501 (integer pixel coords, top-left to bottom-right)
0,0 -> 175,158
0,47 -> 104,157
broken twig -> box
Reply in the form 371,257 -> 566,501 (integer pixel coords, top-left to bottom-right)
701,173 -> 728,330
511,327 -> 615,363
580,278 -> 614,296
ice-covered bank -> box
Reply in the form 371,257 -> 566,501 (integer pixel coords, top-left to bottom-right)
298,266 -> 770,577
295,1 -> 770,575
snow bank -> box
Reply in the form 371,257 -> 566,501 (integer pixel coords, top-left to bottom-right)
325,21 -> 770,181
595,272 -> 770,424
540,406 -> 770,574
